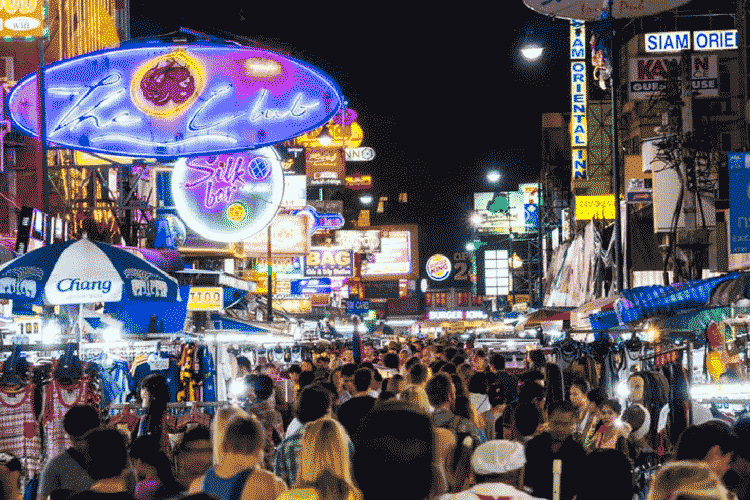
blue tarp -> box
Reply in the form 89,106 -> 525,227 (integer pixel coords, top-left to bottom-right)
616,273 -> 739,324
104,285 -> 190,334
215,316 -> 267,333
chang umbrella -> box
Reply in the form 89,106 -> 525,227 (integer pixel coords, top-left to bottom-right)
0,238 -> 181,340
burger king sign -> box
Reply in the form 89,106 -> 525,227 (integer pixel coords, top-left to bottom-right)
426,254 -> 451,282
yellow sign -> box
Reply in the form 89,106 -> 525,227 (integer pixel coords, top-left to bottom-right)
274,298 -> 312,314
74,151 -> 156,166
295,122 -> 363,148
187,287 -> 223,311
243,214 -> 310,257
0,0 -> 46,39
575,195 -> 616,220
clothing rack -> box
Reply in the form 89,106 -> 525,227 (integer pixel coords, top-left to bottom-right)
0,343 -> 78,352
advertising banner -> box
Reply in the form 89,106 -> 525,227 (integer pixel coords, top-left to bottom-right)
629,55 -> 718,99
291,278 -> 332,295
729,152 -> 750,254
344,299 -> 370,315
281,175 -> 307,210
360,225 -> 418,281
364,281 -> 400,299
333,230 -> 382,254
304,248 -> 354,277
575,195 -> 616,220
0,0 -> 46,39
473,192 -> 527,233
243,214 -> 310,257
274,298 -> 312,314
187,287 -> 223,311
306,148 -> 345,186
345,172 -> 373,190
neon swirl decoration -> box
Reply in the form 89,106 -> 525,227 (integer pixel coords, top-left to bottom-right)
6,44 -> 343,158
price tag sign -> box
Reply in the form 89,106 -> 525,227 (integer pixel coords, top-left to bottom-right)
187,287 -> 223,311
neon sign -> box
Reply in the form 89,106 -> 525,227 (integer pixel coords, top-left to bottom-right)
171,148 -> 284,243
7,43 -> 343,158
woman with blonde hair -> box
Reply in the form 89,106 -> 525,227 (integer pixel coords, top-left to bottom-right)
212,405 -> 248,464
276,418 -> 361,500
646,461 -> 732,500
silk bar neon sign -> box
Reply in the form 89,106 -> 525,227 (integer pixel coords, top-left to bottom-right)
7,44 -> 343,158
171,148 -> 285,243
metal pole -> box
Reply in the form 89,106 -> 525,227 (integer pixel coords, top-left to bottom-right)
738,0 -> 749,152
609,0 -> 624,292
37,38 -> 49,243
266,223 -> 273,322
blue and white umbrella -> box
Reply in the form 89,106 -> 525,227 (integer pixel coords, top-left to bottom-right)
0,238 -> 181,305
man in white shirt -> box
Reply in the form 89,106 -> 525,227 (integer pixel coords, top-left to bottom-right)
439,440 -> 544,500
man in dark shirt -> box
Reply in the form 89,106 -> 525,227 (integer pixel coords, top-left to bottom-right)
524,400 -> 586,500
336,367 -> 377,437
68,428 -> 136,500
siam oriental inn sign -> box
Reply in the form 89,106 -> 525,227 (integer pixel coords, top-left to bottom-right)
171,149 -> 285,242
7,41 -> 343,158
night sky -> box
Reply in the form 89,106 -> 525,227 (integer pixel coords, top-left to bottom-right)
127,2 -> 573,257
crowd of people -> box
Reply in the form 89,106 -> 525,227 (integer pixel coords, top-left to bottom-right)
1,336 -> 748,500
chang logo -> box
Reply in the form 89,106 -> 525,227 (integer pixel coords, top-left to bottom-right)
57,278 -> 112,294
123,269 -> 169,297
0,266 -> 43,298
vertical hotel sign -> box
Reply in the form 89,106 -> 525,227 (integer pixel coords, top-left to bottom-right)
0,0 -> 47,39
571,20 -> 587,180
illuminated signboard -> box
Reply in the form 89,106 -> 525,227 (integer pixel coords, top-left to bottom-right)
345,172 -> 373,190
426,254 -> 451,281
645,30 -> 738,52
291,278 -> 332,295
473,192 -> 527,234
333,230 -> 381,254
295,122 -> 363,148
428,310 -> 488,321
360,225 -> 419,281
575,195 -> 616,220
0,0 -> 46,39
306,148 -> 345,186
243,214 -> 310,257
304,247 -> 354,277
573,148 -> 587,179
629,55 -> 718,99
187,287 -> 223,311
171,148 -> 284,242
571,60 -> 587,147
7,43 -> 343,157
281,175 -> 307,210
482,249 -> 509,297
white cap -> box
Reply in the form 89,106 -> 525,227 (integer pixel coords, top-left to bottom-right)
471,440 -> 526,475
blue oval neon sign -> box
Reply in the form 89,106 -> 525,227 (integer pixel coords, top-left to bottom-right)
7,43 -> 343,158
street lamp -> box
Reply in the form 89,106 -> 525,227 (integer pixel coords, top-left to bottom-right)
486,170 -> 501,184
520,44 -> 544,61
359,193 -> 374,206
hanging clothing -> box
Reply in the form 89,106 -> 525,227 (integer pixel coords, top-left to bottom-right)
88,353 -> 134,408
42,378 -> 98,462
197,346 -> 217,412
0,384 -> 42,478
133,353 -> 181,402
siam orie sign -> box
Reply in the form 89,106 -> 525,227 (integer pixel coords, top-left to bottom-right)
171,149 -> 285,242
7,42 -> 343,158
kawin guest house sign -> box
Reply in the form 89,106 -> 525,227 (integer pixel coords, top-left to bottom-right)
7,40 -> 343,157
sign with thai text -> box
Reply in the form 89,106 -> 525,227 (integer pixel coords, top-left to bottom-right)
575,195 -> 616,220
304,248 -> 354,277
345,172 -> 373,190
728,152 -> 750,254
243,214 -> 310,257
305,148 -> 345,186
629,55 -> 718,99
7,43 -> 342,157
295,122 -> 363,148
171,149 -> 285,243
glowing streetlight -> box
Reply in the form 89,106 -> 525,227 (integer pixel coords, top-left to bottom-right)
466,242 -> 475,251
520,44 -> 544,60
470,212 -> 482,226
359,194 -> 374,206
486,170 -> 501,184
